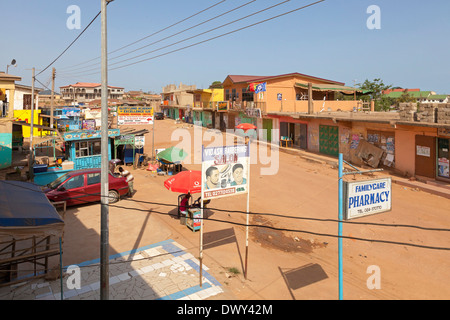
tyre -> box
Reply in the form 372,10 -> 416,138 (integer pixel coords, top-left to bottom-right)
108,190 -> 120,203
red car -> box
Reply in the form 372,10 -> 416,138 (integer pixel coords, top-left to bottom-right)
43,168 -> 130,206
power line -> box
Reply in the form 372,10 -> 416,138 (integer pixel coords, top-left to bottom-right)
58,0 -> 327,79
60,0 -> 297,77
2,179 -> 450,252
57,0 -> 229,72
35,1 -> 113,77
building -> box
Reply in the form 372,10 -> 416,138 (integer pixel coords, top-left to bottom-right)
383,89 -> 436,103
60,82 -> 124,104
0,72 -> 22,118
38,89 -> 64,107
220,72 -> 361,145
161,82 -> 196,120
186,88 -> 224,127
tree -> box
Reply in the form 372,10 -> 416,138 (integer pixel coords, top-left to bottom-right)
209,81 -> 223,89
357,78 -> 393,111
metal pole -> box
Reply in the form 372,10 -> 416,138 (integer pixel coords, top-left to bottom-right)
51,68 -> 55,129
29,67 -> 35,180
152,109 -> 155,162
100,0 -> 109,300
338,153 -> 343,300
59,237 -> 63,300
244,141 -> 250,279
199,145 -> 205,287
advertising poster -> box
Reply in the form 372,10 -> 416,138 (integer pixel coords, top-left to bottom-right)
202,144 -> 250,200
117,106 -> 153,125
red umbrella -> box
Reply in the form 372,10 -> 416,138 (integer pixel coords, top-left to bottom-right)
236,123 -> 257,132
164,170 -> 202,194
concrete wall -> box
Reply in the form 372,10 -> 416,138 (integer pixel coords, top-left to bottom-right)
0,122 -> 12,169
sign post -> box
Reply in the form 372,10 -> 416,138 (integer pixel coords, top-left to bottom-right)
200,144 -> 251,285
338,153 -> 388,300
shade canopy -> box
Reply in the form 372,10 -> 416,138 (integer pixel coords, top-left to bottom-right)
164,170 -> 202,194
295,82 -> 368,95
157,146 -> 188,163
0,181 -> 64,237
235,123 -> 257,131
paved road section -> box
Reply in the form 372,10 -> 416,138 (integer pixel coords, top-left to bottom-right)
0,240 -> 225,300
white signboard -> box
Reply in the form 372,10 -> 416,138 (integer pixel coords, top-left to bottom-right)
416,145 -> 430,157
344,177 -> 392,220
202,145 -> 249,200
118,115 -> 153,125
134,136 -> 145,148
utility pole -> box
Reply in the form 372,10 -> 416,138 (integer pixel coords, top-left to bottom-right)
100,0 -> 110,300
29,67 -> 35,179
51,68 -> 55,129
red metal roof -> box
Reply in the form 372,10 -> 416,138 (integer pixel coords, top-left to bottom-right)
60,82 -> 124,89
224,72 -> 345,85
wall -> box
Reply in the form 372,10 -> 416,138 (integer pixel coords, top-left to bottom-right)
13,110 -> 43,137
395,124 -> 437,177
0,122 -> 12,169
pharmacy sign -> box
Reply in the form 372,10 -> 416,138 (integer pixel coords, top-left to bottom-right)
343,177 -> 392,220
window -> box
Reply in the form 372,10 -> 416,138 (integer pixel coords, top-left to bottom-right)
75,139 -> 102,158
64,175 -> 85,190
87,172 -> 101,185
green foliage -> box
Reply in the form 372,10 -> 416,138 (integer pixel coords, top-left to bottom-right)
357,78 -> 393,111
209,81 -> 223,89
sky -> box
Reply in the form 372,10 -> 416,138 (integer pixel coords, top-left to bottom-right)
2,0 -> 450,94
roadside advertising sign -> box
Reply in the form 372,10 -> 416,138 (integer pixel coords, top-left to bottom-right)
343,177 -> 392,220
117,106 -> 153,125
217,101 -> 228,112
118,115 -> 153,125
201,144 -> 250,200
117,106 -> 153,115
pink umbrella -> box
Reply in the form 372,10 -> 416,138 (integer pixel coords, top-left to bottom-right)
164,170 -> 202,194
235,123 -> 257,132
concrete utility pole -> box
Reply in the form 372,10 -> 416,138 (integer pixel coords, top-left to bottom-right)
29,67 -> 35,179
100,0 -> 110,300
51,67 -> 55,129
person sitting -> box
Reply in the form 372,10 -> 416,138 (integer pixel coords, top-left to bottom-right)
118,166 -> 134,195
179,193 -> 191,217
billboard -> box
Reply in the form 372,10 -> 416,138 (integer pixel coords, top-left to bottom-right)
118,115 -> 153,125
117,106 -> 153,125
217,101 -> 228,112
202,144 -> 249,200
343,177 -> 392,220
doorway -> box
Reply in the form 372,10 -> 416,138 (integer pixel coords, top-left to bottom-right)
415,135 -> 436,178
438,138 -> 450,179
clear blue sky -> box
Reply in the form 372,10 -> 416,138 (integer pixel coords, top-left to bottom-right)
2,0 -> 450,94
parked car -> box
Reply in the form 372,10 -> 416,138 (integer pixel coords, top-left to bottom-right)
42,168 -> 130,206
154,112 -> 164,120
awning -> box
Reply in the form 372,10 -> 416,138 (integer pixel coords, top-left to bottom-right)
0,181 -> 64,237
295,83 -> 368,95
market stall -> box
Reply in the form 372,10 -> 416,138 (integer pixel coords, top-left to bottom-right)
33,129 -> 120,186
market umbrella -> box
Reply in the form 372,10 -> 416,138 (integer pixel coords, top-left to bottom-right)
235,123 -> 257,132
164,170 -> 202,194
156,146 -> 188,163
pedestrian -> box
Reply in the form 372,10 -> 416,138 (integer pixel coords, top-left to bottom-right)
118,166 -> 134,195
179,193 -> 191,216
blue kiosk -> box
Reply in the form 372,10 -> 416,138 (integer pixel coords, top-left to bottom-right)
33,129 -> 120,186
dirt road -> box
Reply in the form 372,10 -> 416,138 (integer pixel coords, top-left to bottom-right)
62,119 -> 450,300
